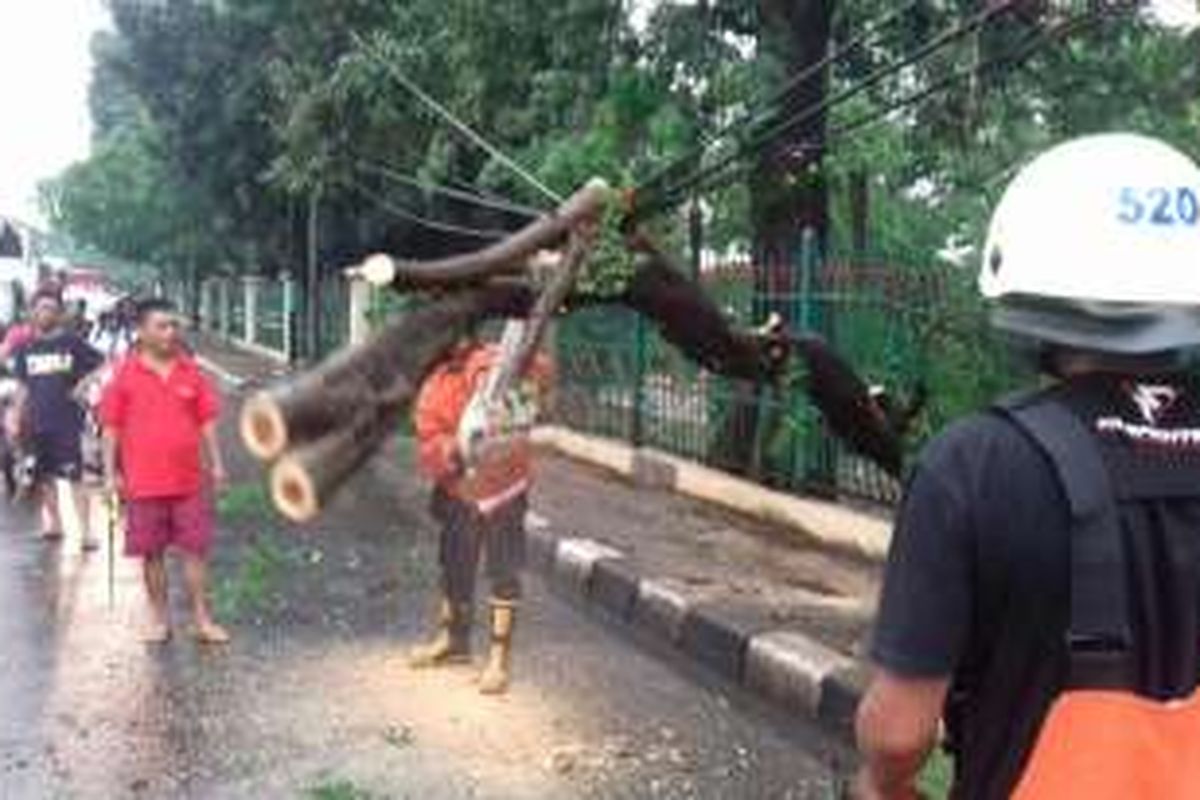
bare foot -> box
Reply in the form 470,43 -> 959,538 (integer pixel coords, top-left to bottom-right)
193,622 -> 230,645
142,622 -> 172,644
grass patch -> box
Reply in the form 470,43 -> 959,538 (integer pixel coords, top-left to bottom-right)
918,749 -> 953,799
304,779 -> 379,800
212,534 -> 294,619
217,481 -> 273,521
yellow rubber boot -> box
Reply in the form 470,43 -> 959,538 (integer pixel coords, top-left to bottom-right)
478,599 -> 517,695
408,597 -> 472,668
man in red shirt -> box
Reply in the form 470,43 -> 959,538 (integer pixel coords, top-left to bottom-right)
100,298 -> 228,644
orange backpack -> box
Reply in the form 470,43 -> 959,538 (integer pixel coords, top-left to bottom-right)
997,394 -> 1200,799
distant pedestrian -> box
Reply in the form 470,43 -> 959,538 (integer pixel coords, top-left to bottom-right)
90,310 -> 134,361
9,288 -> 104,547
0,314 -> 36,363
100,298 -> 229,645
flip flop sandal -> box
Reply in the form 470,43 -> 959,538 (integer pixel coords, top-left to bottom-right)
141,626 -> 173,645
192,627 -> 231,645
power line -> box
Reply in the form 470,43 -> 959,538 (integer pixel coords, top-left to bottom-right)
347,179 -> 509,241
353,33 -> 564,207
830,0 -> 1140,145
354,159 -> 544,220
638,1 -> 1019,216
639,0 -> 921,195
648,2 -> 1133,211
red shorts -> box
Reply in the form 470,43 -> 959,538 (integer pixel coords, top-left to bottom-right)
125,493 -> 213,558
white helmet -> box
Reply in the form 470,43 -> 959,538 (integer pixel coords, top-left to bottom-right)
980,133 -> 1200,354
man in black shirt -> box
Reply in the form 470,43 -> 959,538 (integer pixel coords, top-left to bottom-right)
11,289 -> 103,549
855,134 -> 1200,798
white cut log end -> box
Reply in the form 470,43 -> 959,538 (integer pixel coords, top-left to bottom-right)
354,253 -> 398,286
271,456 -> 320,523
240,392 -> 289,462
582,177 -> 612,195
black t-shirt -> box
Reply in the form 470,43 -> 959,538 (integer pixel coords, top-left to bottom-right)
872,374 -> 1200,799
13,331 -> 103,437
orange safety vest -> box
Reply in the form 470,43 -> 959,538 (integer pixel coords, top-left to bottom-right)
414,343 -> 550,513
1013,690 -> 1200,799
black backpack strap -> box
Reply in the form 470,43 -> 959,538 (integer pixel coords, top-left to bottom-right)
993,393 -> 1132,656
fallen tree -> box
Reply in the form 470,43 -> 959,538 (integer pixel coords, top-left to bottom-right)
241,179 -> 923,521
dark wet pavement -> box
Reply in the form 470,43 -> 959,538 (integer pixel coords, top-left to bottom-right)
0,412 -> 851,799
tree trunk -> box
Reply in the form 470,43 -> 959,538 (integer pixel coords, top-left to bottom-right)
719,0 -> 835,478
751,0 -> 834,315
240,289 -> 508,462
270,403 -> 399,522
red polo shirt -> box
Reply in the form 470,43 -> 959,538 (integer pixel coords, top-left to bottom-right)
99,352 -> 220,499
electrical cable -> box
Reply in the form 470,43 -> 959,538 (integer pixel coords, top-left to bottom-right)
353,32 -> 564,206
347,179 -> 510,241
637,1 -> 1020,216
638,0 -> 922,196
354,159 -> 544,220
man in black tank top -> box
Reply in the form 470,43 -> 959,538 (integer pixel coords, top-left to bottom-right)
854,134 -> 1200,799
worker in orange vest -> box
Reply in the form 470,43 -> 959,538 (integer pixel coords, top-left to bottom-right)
408,327 -> 551,695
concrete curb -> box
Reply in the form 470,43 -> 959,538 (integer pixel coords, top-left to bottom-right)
533,425 -> 892,562
533,529 -> 866,739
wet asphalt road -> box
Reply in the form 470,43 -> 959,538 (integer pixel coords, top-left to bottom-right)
0,442 -> 851,799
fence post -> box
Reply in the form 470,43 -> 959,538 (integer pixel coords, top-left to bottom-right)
347,276 -> 372,346
199,279 -> 213,331
631,314 -> 646,447
243,275 -> 259,346
799,227 -> 837,495
218,277 -> 231,339
282,273 -> 296,362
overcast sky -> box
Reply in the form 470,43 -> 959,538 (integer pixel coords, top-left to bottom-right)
1,1 -> 1198,227
0,1 -> 110,225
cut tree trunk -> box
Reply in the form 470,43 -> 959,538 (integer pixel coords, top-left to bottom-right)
270,403 -> 399,522
240,289 -> 509,461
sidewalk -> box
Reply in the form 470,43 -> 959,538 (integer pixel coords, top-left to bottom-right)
194,334 -> 882,735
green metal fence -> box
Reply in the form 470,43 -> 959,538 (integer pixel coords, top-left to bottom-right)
317,278 -> 349,358
554,245 -> 1030,506
256,280 -> 286,352
230,282 -> 246,341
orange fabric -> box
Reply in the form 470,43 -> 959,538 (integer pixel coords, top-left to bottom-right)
1012,689 -> 1200,799
413,343 -> 550,509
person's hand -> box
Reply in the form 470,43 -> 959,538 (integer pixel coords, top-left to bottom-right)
104,470 -> 122,502
441,438 -> 467,479
210,463 -> 229,493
